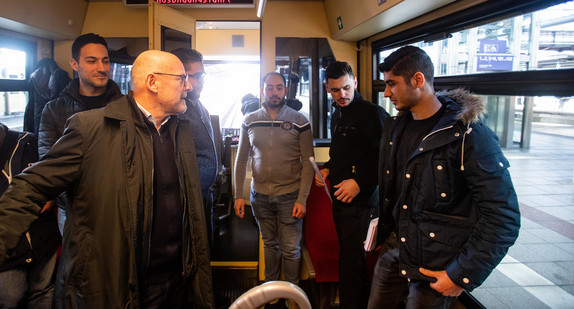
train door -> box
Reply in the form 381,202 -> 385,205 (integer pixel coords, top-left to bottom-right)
148,1 -> 196,51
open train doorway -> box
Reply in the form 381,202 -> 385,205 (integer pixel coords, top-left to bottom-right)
196,21 -> 261,130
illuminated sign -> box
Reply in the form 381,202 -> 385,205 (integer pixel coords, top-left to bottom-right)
124,0 -> 254,7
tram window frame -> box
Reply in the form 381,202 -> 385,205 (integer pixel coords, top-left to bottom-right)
371,0 -> 574,99
0,35 -> 36,131
0,36 -> 36,91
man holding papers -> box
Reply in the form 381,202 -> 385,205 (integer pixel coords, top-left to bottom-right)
314,61 -> 388,309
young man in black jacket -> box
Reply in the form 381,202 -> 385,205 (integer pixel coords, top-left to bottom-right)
369,46 -> 519,309
315,61 -> 389,309
38,33 -> 122,234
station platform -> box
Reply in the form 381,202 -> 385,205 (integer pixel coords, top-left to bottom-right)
472,122 -> 574,308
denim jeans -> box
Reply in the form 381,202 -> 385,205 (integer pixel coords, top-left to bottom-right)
250,190 -> 302,284
0,251 -> 57,309
367,234 -> 455,309
57,207 -> 66,236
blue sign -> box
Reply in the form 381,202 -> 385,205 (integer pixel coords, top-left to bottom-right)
477,55 -> 514,71
480,40 -> 507,54
477,40 -> 513,71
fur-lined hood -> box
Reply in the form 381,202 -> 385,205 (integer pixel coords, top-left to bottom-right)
436,88 -> 486,125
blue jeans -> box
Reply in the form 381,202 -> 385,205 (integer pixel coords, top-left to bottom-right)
367,234 -> 455,309
250,190 -> 302,284
0,251 -> 57,309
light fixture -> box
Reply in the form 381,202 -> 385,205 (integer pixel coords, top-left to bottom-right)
257,0 -> 267,18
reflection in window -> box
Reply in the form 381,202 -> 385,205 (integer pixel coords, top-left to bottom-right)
0,48 -> 26,80
110,63 -> 132,95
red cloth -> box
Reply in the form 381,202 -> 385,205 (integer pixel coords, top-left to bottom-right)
304,180 -> 339,282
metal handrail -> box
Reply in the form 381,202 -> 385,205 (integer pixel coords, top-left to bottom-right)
229,281 -> 312,309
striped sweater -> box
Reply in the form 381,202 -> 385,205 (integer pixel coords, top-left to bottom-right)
234,104 -> 314,206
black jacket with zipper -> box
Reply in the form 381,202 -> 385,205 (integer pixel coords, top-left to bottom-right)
0,123 -> 60,271
0,94 -> 214,309
377,89 -> 520,291
324,91 -> 389,206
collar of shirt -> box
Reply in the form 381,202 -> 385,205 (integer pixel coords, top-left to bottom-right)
135,101 -> 170,132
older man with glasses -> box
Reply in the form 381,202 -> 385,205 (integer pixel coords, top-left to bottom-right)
0,50 -> 215,309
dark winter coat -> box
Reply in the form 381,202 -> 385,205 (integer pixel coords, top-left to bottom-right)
38,78 -> 122,157
324,91 -> 389,206
24,58 -> 71,134
0,94 -> 214,309
0,123 -> 60,271
377,89 -> 520,291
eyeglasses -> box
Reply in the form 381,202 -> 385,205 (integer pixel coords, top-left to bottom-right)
153,72 -> 188,84
187,72 -> 206,81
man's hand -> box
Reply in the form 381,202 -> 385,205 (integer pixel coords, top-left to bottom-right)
419,268 -> 464,297
333,179 -> 360,203
314,168 -> 329,187
292,203 -> 306,219
234,199 -> 246,218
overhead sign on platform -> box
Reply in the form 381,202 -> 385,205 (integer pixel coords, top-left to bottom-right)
477,40 -> 514,71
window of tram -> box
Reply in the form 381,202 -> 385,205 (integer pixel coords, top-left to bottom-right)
0,46 -> 29,131
378,1 -> 574,78
376,0 -> 574,149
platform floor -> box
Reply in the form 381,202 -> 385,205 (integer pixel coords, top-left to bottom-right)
471,122 -> 574,308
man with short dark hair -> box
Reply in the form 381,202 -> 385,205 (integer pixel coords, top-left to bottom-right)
170,48 -> 218,248
0,50 -> 215,309
369,45 -> 520,308
234,72 -> 314,304
38,33 -> 122,234
315,61 -> 388,309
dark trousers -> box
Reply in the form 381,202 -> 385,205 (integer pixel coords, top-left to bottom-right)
142,275 -> 185,309
332,202 -> 371,309
367,235 -> 456,309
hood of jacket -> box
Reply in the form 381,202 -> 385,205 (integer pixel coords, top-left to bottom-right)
436,88 -> 486,125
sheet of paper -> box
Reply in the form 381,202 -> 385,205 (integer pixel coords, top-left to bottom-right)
364,217 -> 379,252
309,157 -> 332,202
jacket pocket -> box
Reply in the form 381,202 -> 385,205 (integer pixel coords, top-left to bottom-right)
431,159 -> 450,204
417,211 -> 473,270
476,152 -> 510,172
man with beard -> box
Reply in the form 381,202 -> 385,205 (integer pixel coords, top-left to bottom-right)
234,72 -> 314,308
315,61 -> 388,309
170,48 -> 218,248
38,33 -> 122,234
369,46 -> 519,308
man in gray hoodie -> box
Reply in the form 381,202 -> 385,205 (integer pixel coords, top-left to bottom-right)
234,72 -> 314,294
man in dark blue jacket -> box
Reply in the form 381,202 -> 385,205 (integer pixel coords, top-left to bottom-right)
315,61 -> 388,309
170,48 -> 218,249
369,46 -> 520,309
